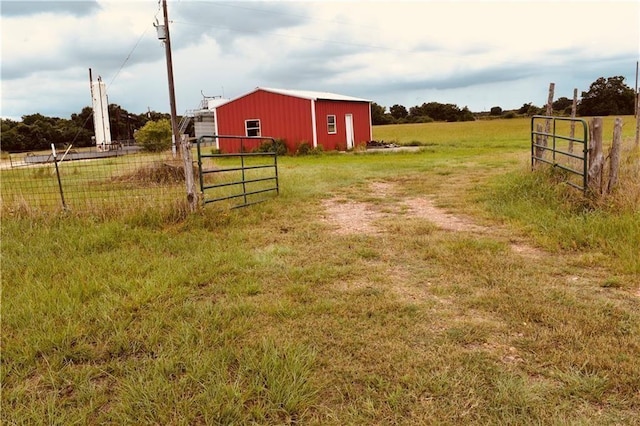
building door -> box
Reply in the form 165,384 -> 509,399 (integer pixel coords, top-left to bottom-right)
345,114 -> 354,149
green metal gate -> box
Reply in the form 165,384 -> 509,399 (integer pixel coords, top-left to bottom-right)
531,115 -> 589,192
196,135 -> 279,209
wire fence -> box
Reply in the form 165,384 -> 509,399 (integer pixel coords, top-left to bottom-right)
1,143 -> 190,217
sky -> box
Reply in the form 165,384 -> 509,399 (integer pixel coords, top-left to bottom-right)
1,0 -> 639,121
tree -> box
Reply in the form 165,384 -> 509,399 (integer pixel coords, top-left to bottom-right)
578,76 -> 635,116
5,123 -> 38,151
516,102 -> 543,116
459,106 -> 475,122
407,102 -> 470,122
1,106 -> 161,153
489,106 -> 503,116
22,113 -> 56,126
135,119 -> 172,152
552,97 -> 572,113
1,119 -> 27,152
370,102 -> 392,125
71,106 -> 94,133
56,120 -> 92,147
389,104 -> 408,120
108,104 -> 137,141
518,103 -> 532,115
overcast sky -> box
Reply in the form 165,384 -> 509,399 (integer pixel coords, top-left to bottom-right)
2,0 -> 639,121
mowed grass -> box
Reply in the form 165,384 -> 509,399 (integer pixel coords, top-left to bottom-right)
2,117 -> 639,424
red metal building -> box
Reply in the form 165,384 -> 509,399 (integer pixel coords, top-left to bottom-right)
214,87 -> 372,153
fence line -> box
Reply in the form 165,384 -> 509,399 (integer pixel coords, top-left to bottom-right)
1,144 -> 189,216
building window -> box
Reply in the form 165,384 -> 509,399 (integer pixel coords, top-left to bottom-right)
245,119 -> 261,137
327,115 -> 336,134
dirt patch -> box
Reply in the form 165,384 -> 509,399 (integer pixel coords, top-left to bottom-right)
321,182 -> 543,261
369,181 -> 396,197
321,185 -> 486,236
320,199 -> 382,236
402,197 -> 488,233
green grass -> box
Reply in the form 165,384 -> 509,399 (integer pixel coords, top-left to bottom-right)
2,118 -> 639,424
375,115 -> 637,150
375,117 -> 532,149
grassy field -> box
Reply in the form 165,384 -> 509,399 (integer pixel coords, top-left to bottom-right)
2,117 -> 639,424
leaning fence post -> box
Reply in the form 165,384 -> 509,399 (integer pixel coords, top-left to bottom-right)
51,143 -> 67,210
607,118 -> 623,194
181,134 -> 198,212
588,117 -> 604,194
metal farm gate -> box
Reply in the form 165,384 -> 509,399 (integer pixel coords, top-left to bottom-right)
531,115 -> 589,192
196,135 -> 279,209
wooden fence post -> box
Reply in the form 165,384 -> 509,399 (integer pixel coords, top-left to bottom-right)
181,134 -> 198,212
588,117 -> 604,194
607,118 -> 623,194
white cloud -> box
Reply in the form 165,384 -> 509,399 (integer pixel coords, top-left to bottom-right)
1,0 -> 638,120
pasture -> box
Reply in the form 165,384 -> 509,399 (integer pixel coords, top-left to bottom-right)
2,117 -> 639,424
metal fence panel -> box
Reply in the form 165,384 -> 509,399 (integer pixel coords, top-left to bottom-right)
531,115 -> 589,192
196,135 -> 279,209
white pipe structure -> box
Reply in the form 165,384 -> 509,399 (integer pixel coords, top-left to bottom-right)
90,74 -> 112,151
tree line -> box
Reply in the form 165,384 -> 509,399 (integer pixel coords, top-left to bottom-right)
1,76 -> 636,152
1,105 -> 170,152
371,102 -> 476,125
370,76 -> 637,125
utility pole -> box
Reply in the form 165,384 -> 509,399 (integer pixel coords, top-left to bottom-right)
156,0 -> 198,210
159,0 -> 179,157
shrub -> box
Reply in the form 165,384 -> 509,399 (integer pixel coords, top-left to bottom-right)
296,142 -> 311,156
256,138 -> 288,156
296,142 -> 324,156
310,145 -> 323,155
407,115 -> 434,124
135,119 -> 172,152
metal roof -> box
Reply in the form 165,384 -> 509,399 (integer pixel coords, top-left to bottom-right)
258,87 -> 371,103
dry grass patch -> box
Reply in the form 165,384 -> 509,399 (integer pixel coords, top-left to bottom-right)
110,160 -> 198,186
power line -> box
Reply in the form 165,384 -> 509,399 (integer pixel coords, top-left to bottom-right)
107,26 -> 151,90
106,1 -> 162,89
